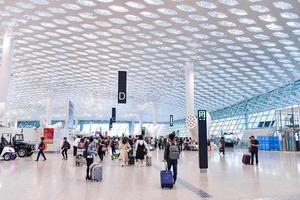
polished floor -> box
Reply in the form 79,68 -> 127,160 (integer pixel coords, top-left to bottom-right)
1,148 -> 300,200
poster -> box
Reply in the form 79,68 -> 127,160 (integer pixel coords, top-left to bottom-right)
44,128 -> 54,144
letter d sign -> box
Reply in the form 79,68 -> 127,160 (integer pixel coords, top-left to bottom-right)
118,71 -> 127,104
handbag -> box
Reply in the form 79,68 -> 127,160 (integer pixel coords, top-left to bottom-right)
143,148 -> 148,155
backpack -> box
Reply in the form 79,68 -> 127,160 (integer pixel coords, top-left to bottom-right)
67,142 -> 70,149
83,144 -> 88,159
168,142 -> 180,160
38,142 -> 47,150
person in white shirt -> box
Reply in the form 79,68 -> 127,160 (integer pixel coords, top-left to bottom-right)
73,136 -> 80,156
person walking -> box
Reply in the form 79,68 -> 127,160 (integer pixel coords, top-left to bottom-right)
120,137 -> 132,167
164,133 -> 180,184
135,135 -> 148,167
249,135 -> 259,165
86,137 -> 95,180
97,138 -> 106,162
219,137 -> 225,155
35,137 -> 47,161
73,135 -> 80,156
179,137 -> 183,151
61,137 -> 70,160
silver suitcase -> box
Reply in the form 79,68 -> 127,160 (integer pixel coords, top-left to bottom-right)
90,164 -> 103,182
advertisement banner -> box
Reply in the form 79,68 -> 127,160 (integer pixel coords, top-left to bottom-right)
67,100 -> 74,128
44,128 -> 54,144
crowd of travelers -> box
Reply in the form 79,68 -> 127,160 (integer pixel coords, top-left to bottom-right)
34,133 -> 258,183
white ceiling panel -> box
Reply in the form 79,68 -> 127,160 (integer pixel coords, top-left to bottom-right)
0,0 -> 298,122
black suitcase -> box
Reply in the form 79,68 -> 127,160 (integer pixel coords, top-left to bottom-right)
128,155 -> 135,165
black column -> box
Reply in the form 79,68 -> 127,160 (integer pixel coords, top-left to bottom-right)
198,110 -> 208,169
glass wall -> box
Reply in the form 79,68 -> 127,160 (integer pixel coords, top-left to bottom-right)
81,122 -> 129,136
209,110 -> 276,136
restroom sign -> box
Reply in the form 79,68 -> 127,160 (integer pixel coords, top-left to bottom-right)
198,110 -> 206,121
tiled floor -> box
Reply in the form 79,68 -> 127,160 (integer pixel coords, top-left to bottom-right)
1,148 -> 300,200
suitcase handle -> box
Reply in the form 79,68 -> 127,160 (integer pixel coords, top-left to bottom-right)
162,160 -> 168,170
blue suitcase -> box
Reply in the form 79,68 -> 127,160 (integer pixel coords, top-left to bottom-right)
160,170 -> 173,188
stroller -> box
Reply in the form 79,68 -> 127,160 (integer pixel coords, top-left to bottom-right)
75,142 -> 86,166
75,154 -> 85,166
111,143 -> 120,160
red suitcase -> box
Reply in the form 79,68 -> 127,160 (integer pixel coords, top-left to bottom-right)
242,154 -> 250,165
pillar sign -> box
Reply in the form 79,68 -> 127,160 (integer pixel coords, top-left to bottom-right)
112,108 -> 116,122
118,71 -> 127,104
170,115 -> 174,127
198,110 -> 208,169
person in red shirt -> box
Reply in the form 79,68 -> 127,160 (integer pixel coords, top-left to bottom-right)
35,137 -> 47,161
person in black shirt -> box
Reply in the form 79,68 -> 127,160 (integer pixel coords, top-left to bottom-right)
249,136 -> 259,165
61,137 -> 70,160
219,137 -> 225,155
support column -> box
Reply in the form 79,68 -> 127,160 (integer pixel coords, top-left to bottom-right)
46,97 -> 53,125
152,102 -> 157,126
151,102 -> 159,137
0,30 -> 14,119
245,113 -> 249,130
139,115 -> 143,134
185,62 -> 197,139
129,120 -> 134,134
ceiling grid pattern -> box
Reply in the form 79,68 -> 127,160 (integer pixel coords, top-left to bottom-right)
0,0 -> 298,121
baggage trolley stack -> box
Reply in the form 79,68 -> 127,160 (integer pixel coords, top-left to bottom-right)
75,148 -> 86,166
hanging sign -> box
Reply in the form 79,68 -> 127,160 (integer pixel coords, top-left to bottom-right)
112,107 -> 116,122
118,71 -> 127,104
170,115 -> 174,127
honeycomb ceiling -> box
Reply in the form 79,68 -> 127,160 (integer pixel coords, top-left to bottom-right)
0,0 -> 300,122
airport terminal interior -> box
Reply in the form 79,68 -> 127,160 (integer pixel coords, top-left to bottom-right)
0,0 -> 300,199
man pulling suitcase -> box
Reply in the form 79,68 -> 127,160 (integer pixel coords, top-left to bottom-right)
162,133 -> 180,186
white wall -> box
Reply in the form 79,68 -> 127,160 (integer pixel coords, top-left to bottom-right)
0,127 -> 69,152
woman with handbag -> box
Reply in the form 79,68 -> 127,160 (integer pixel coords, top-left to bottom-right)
135,135 -> 148,167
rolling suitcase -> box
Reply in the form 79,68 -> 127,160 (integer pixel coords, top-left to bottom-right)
242,154 -> 250,165
90,163 -> 103,182
128,156 -> 135,165
146,156 -> 152,166
160,170 -> 173,188
128,151 -> 135,166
